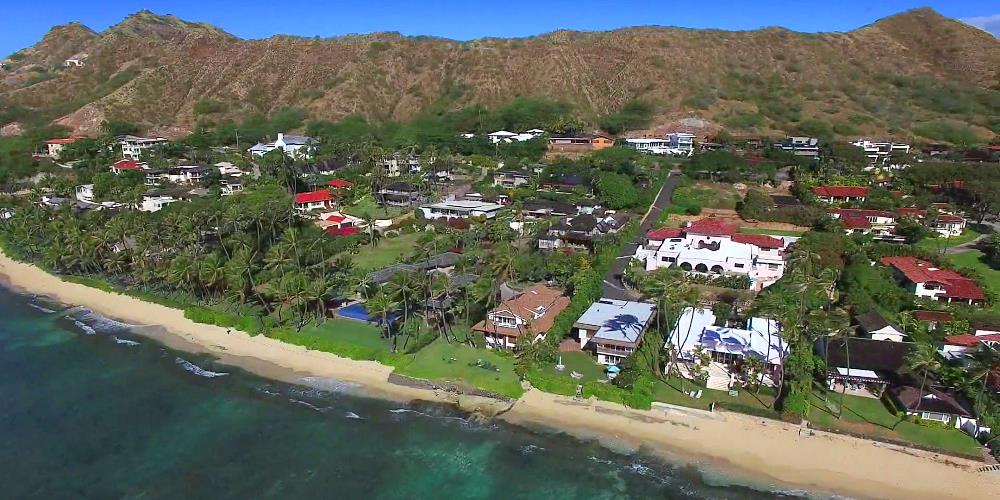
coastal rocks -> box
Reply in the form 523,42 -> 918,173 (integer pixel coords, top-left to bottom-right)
458,394 -> 515,419
387,372 -> 515,420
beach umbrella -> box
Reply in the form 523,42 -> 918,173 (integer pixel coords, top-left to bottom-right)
606,365 -> 621,373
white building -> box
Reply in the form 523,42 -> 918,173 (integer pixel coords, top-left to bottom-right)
574,299 -> 656,365
215,161 -> 243,177
140,195 -> 178,213
665,132 -> 695,154
634,219 -> 789,291
419,200 -> 504,220
669,307 -> 787,390
380,155 -> 421,178
75,184 -> 95,203
880,256 -> 986,305
487,131 -> 518,144
45,137 -> 80,159
166,166 -> 210,184
248,133 -> 315,159
119,135 -> 167,161
850,139 -> 910,166
624,138 -> 671,154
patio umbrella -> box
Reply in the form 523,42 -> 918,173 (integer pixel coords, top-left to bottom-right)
606,365 -> 621,373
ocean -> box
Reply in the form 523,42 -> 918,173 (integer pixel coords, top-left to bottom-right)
0,288 -> 819,499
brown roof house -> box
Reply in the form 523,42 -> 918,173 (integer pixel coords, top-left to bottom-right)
473,284 -> 570,351
889,385 -> 991,438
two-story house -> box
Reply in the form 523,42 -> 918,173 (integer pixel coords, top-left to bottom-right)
473,284 -> 570,350
574,299 -> 656,366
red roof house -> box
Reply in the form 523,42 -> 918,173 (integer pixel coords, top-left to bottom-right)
294,190 -> 334,211
646,227 -> 684,241
879,256 -> 986,304
732,233 -> 784,249
812,186 -> 869,202
328,179 -> 353,189
684,218 -> 737,237
111,159 -> 144,173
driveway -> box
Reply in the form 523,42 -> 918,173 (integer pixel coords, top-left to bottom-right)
602,172 -> 682,300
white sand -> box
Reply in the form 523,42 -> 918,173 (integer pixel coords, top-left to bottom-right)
2,250 -> 997,499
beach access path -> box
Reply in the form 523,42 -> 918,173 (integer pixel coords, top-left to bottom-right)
1,250 -> 997,500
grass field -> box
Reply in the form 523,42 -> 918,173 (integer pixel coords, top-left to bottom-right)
806,390 -> 982,457
394,339 -> 524,398
915,229 -> 981,252
947,249 -> 1000,309
537,351 -> 608,384
344,232 -> 422,270
736,227 -> 807,237
672,183 -> 741,210
343,196 -> 410,220
652,379 -> 777,412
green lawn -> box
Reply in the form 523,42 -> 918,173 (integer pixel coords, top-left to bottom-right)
672,184 -> 741,210
394,339 -> 524,398
266,318 -> 406,366
343,196 -> 409,220
652,379 -> 777,412
736,227 -> 807,237
538,351 -> 608,384
915,229 -> 982,252
806,390 -> 982,457
947,249 -> 1000,309
343,232 -> 422,271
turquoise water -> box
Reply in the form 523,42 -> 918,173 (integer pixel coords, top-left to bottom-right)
0,289 -> 810,499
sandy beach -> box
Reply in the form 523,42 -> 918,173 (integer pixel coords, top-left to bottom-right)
1,250 -> 997,500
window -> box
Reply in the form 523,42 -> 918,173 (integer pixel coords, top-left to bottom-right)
768,264 -> 779,270
661,256 -> 675,262
493,315 -> 517,328
921,412 -> 950,423
734,263 -> 745,268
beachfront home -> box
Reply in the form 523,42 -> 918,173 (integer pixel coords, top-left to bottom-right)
818,337 -> 912,397
880,256 -> 986,305
294,190 -> 334,212
473,284 -> 571,351
776,136 -> 820,158
889,385 -> 990,438
249,133 -> 316,159
119,135 -> 167,161
547,133 -> 614,153
812,186 -> 869,204
573,299 -> 655,366
419,199 -> 504,220
670,307 -> 787,390
365,252 -> 475,287
633,219 -> 788,290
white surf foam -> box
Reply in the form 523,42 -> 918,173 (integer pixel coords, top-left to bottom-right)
112,336 -> 140,346
298,376 -> 361,393
74,320 -> 97,335
174,357 -> 228,378
345,412 -> 363,419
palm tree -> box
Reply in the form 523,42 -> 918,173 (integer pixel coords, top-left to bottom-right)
366,290 -> 398,348
906,342 -> 942,412
966,345 -> 999,416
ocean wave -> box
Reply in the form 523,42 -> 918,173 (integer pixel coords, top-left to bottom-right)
298,376 -> 361,394
389,407 -> 471,423
27,302 -> 56,313
627,462 -> 671,484
175,357 -> 229,378
112,336 -> 140,346
74,320 -> 97,335
345,411 -> 363,419
520,444 -> 545,455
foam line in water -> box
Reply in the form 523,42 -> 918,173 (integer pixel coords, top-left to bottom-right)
299,376 -> 361,393
74,320 -> 97,335
27,302 -> 56,313
112,336 -> 140,346
174,357 -> 228,378
345,412 -> 363,419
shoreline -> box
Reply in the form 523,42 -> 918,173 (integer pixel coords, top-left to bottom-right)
1,251 -> 996,500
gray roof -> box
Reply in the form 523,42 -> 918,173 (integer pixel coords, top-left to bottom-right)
856,311 -> 902,335
577,298 -> 655,343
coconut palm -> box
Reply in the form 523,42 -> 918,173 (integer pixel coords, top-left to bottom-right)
907,342 -> 943,409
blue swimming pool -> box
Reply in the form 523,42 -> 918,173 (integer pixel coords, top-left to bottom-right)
336,303 -> 399,325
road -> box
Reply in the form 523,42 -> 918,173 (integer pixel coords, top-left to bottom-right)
602,172 -> 682,300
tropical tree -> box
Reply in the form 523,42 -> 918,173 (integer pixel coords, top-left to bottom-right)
907,342 -> 943,412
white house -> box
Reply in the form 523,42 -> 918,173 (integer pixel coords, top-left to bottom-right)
574,299 -> 656,365
75,184 -> 95,203
828,209 -> 898,238
855,311 -> 907,342
380,155 -> 421,178
294,190 -> 334,212
634,219 -> 789,291
220,178 -> 243,196
119,135 -> 167,161
249,133 -> 315,159
166,166 -> 210,184
665,132 -> 695,155
880,256 -> 986,305
669,307 -> 787,390
487,131 -> 518,144
45,137 -> 81,159
493,170 -> 531,189
215,161 -> 243,177
140,195 -> 178,213
419,200 -> 504,220
624,138 -> 671,154
850,139 -> 910,166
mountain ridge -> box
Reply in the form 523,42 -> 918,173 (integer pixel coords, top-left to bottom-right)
1,8 -> 997,141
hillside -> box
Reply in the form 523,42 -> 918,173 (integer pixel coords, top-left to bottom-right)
1,8 -> 997,141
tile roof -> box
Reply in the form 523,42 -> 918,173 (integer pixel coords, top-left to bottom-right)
813,186 -> 870,198
731,233 -> 784,249
840,214 -> 871,230
647,227 -> 684,240
294,190 -> 333,204
944,333 -> 1000,347
913,310 -> 951,322
472,284 -> 570,337
685,218 -> 737,237
45,137 -> 79,145
879,256 -> 985,301
328,179 -> 353,188
830,208 -> 897,219
112,159 -> 143,170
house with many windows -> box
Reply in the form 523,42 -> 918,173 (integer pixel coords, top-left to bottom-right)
573,299 -> 656,365
850,139 -> 910,166
473,284 -> 570,351
493,170 -> 531,189
776,136 -> 820,158
118,135 -> 167,161
376,182 -> 423,207
249,133 -> 316,159
538,212 -> 629,252
633,219 -> 789,290
880,256 -> 986,305
419,199 -> 504,220
665,132 -> 695,155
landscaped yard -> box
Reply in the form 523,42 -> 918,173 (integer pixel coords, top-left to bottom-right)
947,249 -> 1000,309
915,229 -> 981,252
806,389 -> 982,457
394,339 -> 524,398
343,196 -> 410,220
537,351 -> 608,384
342,232 -> 422,270
672,182 -> 742,210
267,318 -> 403,365
652,379 -> 777,412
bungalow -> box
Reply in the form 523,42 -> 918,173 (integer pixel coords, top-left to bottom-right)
818,337 -> 912,397
111,159 -> 147,175
880,256 -> 986,305
493,170 -> 531,189
573,298 -> 656,366
538,212 -> 628,252
547,133 -> 614,153
670,307 -> 787,390
776,136 -> 820,158
828,209 -> 897,238
419,200 -> 504,220
473,284 -> 571,351
889,385 -> 989,438
520,200 -> 575,219
855,311 -> 906,342
215,162 -> 243,177
328,179 -> 353,190
913,310 -> 951,330
249,133 -> 315,159
294,190 -> 334,212
119,135 -> 167,161
376,182 -> 423,207
318,211 -> 364,237
812,186 -> 869,204
45,137 -> 81,159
